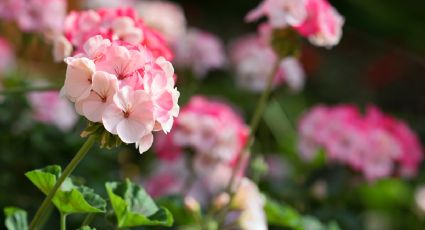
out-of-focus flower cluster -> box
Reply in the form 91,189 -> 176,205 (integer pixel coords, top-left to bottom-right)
0,0 -> 66,36
56,7 -> 173,62
246,0 -> 344,47
0,37 -> 15,76
150,96 -> 249,195
230,33 -> 305,92
62,35 -> 179,153
143,96 -> 266,229
28,91 -> 77,131
298,105 -> 423,181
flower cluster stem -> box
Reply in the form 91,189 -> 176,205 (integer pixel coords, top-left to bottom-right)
60,212 -> 67,230
29,135 -> 96,230
217,61 -> 279,227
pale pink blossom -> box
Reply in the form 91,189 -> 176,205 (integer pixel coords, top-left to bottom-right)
298,104 -> 423,181
229,34 -> 305,92
246,0 -> 344,48
143,57 -> 180,133
62,36 -> 179,154
75,71 -> 118,122
102,86 -> 154,144
1,0 -> 67,34
150,96 -> 248,200
53,35 -> 73,62
144,157 -> 188,197
231,178 -> 267,230
174,28 -> 226,77
415,186 -> 425,213
63,57 -> 96,102
0,0 -> 24,20
64,8 -> 173,60
135,0 -> 187,43
246,0 -> 307,27
170,96 -> 249,163
0,37 -> 15,75
28,91 -> 78,131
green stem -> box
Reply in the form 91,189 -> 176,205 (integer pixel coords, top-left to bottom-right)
29,135 -> 97,230
81,213 -> 96,227
60,212 -> 67,230
217,61 -> 280,227
0,85 -> 62,95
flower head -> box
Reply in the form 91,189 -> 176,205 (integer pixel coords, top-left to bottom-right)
230,34 -> 305,92
174,28 -> 226,77
298,104 -> 423,181
246,0 -> 344,48
62,36 -> 179,153
63,8 -> 173,60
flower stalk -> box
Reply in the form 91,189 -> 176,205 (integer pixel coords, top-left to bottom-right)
217,61 -> 280,227
29,135 -> 96,230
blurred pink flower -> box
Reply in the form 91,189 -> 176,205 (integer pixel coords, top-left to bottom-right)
149,96 -> 249,200
135,0 -> 187,43
298,104 -> 423,181
161,96 -> 249,163
0,0 -> 66,35
232,178 -> 267,230
229,34 -> 305,92
294,0 -> 344,48
246,0 -> 344,48
246,0 -> 307,28
28,91 -> 78,131
0,37 -> 15,75
62,36 -> 179,154
63,8 -> 173,60
174,28 -> 226,77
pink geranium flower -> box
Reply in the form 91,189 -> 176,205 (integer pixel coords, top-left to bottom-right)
298,104 -> 423,181
75,71 -> 118,122
229,34 -> 305,92
0,0 -> 66,35
62,36 -> 179,154
174,28 -> 226,77
102,86 -> 154,144
246,0 -> 344,48
63,8 -> 173,60
28,90 -> 78,131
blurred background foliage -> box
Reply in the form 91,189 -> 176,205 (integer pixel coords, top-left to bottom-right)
1,0 -> 425,229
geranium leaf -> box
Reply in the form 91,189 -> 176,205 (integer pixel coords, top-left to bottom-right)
25,165 -> 106,215
105,179 -> 173,228
4,207 -> 28,230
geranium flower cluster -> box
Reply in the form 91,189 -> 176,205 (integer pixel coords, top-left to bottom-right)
144,96 -> 267,229
298,105 -> 423,181
230,33 -> 305,92
0,0 -> 66,35
59,7 -> 173,61
173,28 -> 227,78
246,0 -> 344,47
28,91 -> 78,131
62,35 -> 179,153
147,96 -> 249,196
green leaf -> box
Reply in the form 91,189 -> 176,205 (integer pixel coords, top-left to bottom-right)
77,226 -> 96,230
265,196 -> 340,230
105,179 -> 174,228
4,207 -> 28,230
25,165 -> 106,215
265,196 -> 301,228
